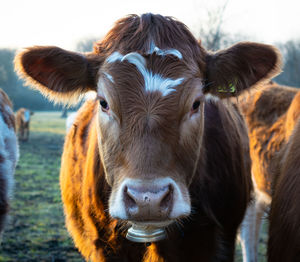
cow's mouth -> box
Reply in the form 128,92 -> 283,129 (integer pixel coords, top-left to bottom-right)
126,223 -> 168,243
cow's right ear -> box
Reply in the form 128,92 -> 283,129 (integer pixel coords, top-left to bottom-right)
14,46 -> 103,104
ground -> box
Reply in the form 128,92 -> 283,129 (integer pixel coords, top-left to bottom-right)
0,112 -> 268,261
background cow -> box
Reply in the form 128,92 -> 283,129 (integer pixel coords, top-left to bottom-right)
16,108 -> 34,141
268,119 -> 300,262
15,14 -> 281,261
0,88 -> 18,236
238,81 -> 300,261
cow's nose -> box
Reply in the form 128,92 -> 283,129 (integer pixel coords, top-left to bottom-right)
123,184 -> 173,220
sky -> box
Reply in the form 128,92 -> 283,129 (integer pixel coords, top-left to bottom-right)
1,0 -> 299,51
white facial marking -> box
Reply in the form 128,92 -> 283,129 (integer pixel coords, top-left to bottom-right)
152,46 -> 183,59
122,52 -> 148,77
144,74 -> 184,97
106,51 -> 184,96
106,51 -> 123,63
148,41 -> 183,59
104,72 -> 114,83
24,110 -> 30,123
109,177 -> 191,220
109,179 -> 128,219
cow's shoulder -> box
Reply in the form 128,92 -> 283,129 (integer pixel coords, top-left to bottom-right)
240,83 -> 298,129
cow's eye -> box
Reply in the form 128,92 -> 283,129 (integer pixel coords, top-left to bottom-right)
99,98 -> 109,111
192,100 -> 200,111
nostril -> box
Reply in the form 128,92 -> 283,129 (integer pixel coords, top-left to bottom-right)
160,185 -> 173,211
124,186 -> 137,210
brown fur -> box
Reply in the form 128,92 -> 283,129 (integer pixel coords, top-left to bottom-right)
15,108 -> 33,141
267,120 -> 300,261
239,82 -> 300,261
14,14 -> 282,261
0,88 -> 18,234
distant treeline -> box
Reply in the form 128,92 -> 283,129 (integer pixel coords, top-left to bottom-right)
274,40 -> 300,87
0,37 -> 299,111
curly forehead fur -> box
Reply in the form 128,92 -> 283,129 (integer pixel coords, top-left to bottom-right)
94,13 -> 206,71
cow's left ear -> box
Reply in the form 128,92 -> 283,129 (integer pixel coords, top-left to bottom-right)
14,46 -> 103,104
204,42 -> 282,98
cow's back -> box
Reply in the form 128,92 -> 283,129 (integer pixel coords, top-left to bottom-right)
268,120 -> 300,261
239,82 -> 299,194
0,89 -> 18,234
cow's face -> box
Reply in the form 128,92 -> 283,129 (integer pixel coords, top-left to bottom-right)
96,49 -> 205,225
14,15 -> 281,229
23,109 -> 31,123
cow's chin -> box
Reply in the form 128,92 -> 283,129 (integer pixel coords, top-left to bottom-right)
128,220 -> 174,229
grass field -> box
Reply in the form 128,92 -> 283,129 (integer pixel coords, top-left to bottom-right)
0,112 -> 268,261
0,112 -> 83,261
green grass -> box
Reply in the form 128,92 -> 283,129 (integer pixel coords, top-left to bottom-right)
235,220 -> 269,262
0,112 -> 268,261
0,112 -> 83,262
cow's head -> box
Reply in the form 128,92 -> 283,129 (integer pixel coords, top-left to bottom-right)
15,14 -> 281,230
22,109 -> 33,123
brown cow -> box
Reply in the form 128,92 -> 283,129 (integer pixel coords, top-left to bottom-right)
238,81 -> 300,261
15,108 -> 33,141
0,88 -> 18,236
268,119 -> 300,262
15,14 -> 281,261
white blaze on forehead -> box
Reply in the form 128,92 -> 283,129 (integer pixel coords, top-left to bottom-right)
106,51 -> 184,96
145,73 -> 184,97
148,41 -> 183,60
104,72 -> 114,83
106,52 -> 124,63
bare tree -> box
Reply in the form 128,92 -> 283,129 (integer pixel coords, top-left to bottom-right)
76,37 -> 99,52
195,0 -> 251,51
197,0 -> 230,51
